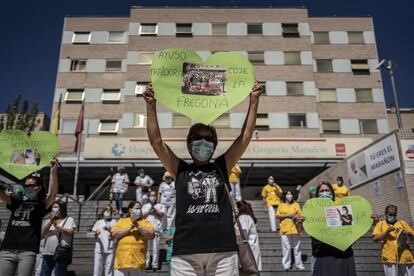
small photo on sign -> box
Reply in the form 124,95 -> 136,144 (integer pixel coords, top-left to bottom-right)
182,62 -> 227,96
10,148 -> 41,165
324,205 -> 354,227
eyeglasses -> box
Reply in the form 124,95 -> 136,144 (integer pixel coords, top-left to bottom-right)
191,135 -> 214,143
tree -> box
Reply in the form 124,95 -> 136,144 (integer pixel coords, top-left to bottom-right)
0,93 -> 40,134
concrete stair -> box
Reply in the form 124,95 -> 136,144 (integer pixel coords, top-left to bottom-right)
0,200 -> 390,275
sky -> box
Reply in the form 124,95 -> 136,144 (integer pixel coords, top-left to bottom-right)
1,0 -> 413,116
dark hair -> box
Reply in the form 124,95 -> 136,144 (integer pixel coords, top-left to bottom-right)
186,123 -> 218,147
342,206 -> 349,212
281,191 -> 294,203
236,200 -> 257,224
127,200 -> 141,210
385,205 -> 398,214
49,200 -> 68,219
315,181 -> 335,202
337,176 -> 343,181
24,175 -> 47,201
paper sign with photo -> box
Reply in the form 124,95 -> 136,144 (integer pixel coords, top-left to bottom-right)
324,205 -> 354,227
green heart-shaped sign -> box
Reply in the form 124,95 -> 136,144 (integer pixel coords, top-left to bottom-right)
0,130 -> 60,179
150,48 -> 255,125
303,195 -> 373,251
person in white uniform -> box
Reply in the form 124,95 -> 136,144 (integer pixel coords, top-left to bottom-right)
134,168 -> 154,205
110,167 -> 129,215
158,171 -> 176,230
235,200 -> 262,271
142,191 -> 166,271
92,204 -> 116,276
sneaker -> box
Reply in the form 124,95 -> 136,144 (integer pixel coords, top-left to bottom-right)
297,265 -> 305,270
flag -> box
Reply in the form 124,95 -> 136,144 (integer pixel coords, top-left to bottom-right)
51,94 -> 62,136
74,102 -> 84,152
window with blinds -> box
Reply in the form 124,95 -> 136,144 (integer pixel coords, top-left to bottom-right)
108,32 -> 126,43
322,120 -> 340,133
101,89 -> 121,103
211,23 -> 227,35
210,114 -> 230,128
248,51 -> 264,64
106,60 -> 122,71
286,82 -> 303,96
288,114 -> 306,127
135,82 -> 149,96
98,120 -> 119,134
355,89 -> 373,102
139,23 -> 157,36
314,32 -> 330,44
72,32 -> 90,44
316,59 -> 333,73
247,23 -> 263,35
255,113 -> 269,130
282,23 -> 300,38
176,23 -> 193,37
348,32 -> 364,44
351,60 -> 370,75
284,51 -> 301,65
64,89 -> 84,103
138,52 -> 155,64
319,89 -> 337,102
360,119 -> 378,134
173,114 -> 192,128
70,60 -> 86,71
134,113 -> 147,128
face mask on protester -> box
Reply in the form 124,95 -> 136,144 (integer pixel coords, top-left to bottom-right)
337,179 -> 344,186
104,211 -> 112,220
165,177 -> 172,184
52,207 -> 60,214
132,208 -> 142,219
286,194 -> 293,202
139,173 -> 145,178
268,179 -> 274,185
319,191 -> 333,200
23,186 -> 39,201
149,196 -> 157,204
386,215 -> 397,224
191,139 -> 214,162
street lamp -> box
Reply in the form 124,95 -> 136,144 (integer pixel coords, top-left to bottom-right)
376,59 -> 403,129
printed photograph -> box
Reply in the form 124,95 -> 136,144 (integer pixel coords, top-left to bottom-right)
10,148 -> 41,165
182,62 -> 227,96
324,205 -> 354,227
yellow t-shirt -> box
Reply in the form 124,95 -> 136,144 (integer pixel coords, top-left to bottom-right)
372,219 -> 414,264
229,165 -> 241,183
332,183 -> 349,203
276,202 -> 302,235
113,218 -> 154,270
261,184 -> 283,207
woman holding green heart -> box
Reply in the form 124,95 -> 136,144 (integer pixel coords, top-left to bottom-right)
144,81 -> 261,276
311,181 -> 357,276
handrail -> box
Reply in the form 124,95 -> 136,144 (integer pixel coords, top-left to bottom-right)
85,175 -> 112,201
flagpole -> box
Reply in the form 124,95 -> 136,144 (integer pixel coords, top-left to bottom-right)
73,131 -> 81,197
73,100 -> 84,197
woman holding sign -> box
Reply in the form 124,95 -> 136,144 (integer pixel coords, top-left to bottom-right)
311,182 -> 357,276
144,81 -> 261,276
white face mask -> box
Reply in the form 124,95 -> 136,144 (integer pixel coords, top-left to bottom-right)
268,179 -> 274,184
132,208 -> 142,219
191,139 -> 214,162
52,207 -> 60,213
286,194 -> 293,202
103,211 -> 112,219
149,196 -> 157,203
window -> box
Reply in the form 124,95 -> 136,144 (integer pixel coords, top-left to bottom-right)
322,120 -> 340,134
106,60 -> 122,71
211,23 -> 227,35
286,82 -> 303,96
351,60 -> 370,75
314,32 -> 330,44
61,120 -> 77,134
135,82 -> 149,96
138,52 -> 155,64
360,119 -> 378,134
247,23 -> 263,35
101,89 -> 121,103
355,89 -> 373,102
282,23 -> 300,38
319,89 -> 337,102
176,23 -> 192,37
348,32 -> 364,44
316,59 -> 333,73
139,23 -> 157,36
255,113 -> 269,130
258,81 -> 266,95
98,120 -> 119,134
134,113 -> 147,128
288,114 -> 306,127
210,114 -> 230,128
108,31 -> 126,43
72,32 -> 91,44
284,51 -> 301,65
64,89 -> 84,103
173,114 -> 192,128
70,60 -> 86,71
248,51 -> 264,64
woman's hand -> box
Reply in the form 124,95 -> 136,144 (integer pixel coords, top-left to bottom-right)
251,80 -> 262,99
143,84 -> 156,105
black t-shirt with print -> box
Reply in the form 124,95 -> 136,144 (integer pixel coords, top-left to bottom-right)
173,155 -> 237,256
1,197 -> 47,253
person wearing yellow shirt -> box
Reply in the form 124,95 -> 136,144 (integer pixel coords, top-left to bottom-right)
229,164 -> 242,202
372,205 -> 414,276
276,191 -> 305,271
261,176 -> 283,232
111,201 -> 155,276
332,176 -> 350,203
